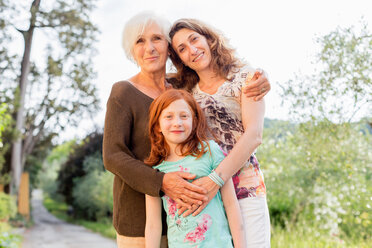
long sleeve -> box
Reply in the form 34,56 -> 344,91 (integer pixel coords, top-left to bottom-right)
103,81 -> 168,236
102,82 -> 164,196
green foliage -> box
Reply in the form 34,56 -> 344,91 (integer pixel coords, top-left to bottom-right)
72,152 -> 113,220
0,231 -> 21,248
38,140 -> 75,199
0,103 -> 11,143
0,103 -> 12,185
280,20 -> 371,123
0,102 -> 18,246
259,119 -> 371,243
72,157 -> 113,220
0,192 -> 16,221
57,131 -> 103,204
53,131 -> 113,221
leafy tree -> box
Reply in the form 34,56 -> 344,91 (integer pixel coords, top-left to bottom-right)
0,0 -> 100,194
280,20 -> 371,123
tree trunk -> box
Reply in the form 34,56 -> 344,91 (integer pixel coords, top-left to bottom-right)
10,0 -> 41,195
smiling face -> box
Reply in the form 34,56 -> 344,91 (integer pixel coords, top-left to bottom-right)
132,22 -> 169,74
171,28 -> 212,74
159,99 -> 193,152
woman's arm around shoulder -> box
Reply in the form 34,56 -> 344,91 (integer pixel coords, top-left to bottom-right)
221,179 -> 246,248
183,93 -> 265,216
145,194 -> 163,248
214,94 -> 265,182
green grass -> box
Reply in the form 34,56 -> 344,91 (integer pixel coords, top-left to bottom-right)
271,226 -> 372,248
43,196 -> 371,247
43,196 -> 116,239
43,197 -> 69,220
74,219 -> 116,239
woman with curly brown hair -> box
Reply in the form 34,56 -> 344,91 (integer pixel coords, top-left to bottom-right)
169,18 -> 271,247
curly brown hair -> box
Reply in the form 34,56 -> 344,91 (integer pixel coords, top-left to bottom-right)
169,18 -> 243,91
145,89 -> 211,167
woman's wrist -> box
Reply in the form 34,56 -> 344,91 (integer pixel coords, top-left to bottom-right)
208,170 -> 225,187
214,167 -> 229,183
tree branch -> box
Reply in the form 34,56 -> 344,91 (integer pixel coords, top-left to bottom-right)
34,24 -> 59,28
348,100 -> 370,123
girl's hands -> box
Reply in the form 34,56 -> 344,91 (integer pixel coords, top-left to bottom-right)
243,69 -> 270,101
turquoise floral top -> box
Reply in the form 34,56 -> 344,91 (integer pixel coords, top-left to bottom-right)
154,141 -> 233,248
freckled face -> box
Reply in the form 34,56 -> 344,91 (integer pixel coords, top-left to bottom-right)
171,28 -> 212,73
132,22 -> 169,74
159,99 -> 193,150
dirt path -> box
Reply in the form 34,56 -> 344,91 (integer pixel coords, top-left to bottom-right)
22,189 -> 117,248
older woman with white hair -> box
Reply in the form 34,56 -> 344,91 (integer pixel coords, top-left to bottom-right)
103,11 -> 270,248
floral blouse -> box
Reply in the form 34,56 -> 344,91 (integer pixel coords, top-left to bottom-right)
192,65 -> 266,199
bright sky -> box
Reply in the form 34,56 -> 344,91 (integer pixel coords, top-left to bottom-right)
23,0 -> 372,139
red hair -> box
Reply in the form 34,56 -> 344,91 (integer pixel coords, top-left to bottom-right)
145,89 -> 210,166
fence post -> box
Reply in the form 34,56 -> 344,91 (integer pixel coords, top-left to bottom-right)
18,172 -> 30,218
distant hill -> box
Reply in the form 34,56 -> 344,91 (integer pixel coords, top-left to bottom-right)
264,117 -> 371,134
264,118 -> 294,129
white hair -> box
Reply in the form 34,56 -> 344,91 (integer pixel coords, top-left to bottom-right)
122,11 -> 171,63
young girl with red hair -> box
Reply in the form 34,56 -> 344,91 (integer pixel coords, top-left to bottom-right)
145,89 -> 246,248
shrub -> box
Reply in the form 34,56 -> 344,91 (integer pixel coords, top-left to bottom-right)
57,132 -> 103,204
0,232 -> 20,248
38,140 -> 75,201
0,192 -> 18,248
72,152 -> 113,220
259,120 -> 371,242
0,192 -> 16,221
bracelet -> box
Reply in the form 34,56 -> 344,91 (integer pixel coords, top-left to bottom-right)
208,170 -> 225,187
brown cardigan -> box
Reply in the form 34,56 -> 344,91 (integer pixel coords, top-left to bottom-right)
103,81 -> 167,237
